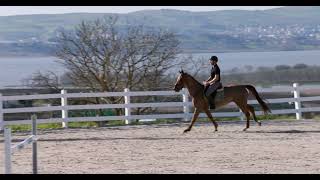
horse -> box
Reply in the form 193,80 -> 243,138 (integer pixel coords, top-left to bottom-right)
173,70 -> 271,133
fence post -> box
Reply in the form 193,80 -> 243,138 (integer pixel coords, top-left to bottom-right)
0,93 -> 3,131
182,88 -> 190,122
293,83 -> 302,120
239,109 -> 244,121
124,88 -> 131,125
4,127 -> 12,174
61,89 -> 68,128
31,114 -> 38,174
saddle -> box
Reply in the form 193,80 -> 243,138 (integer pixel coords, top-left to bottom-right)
217,85 -> 224,91
205,86 -> 224,110
214,83 -> 240,99
213,87 -> 224,102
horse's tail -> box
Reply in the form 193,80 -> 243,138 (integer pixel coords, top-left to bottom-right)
245,85 -> 271,115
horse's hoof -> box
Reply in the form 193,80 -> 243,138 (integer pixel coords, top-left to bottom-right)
183,129 -> 190,133
243,128 -> 248,131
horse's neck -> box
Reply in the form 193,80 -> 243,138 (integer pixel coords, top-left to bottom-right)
184,77 -> 204,97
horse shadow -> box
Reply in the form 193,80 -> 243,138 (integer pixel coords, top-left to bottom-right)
246,130 -> 320,134
32,136 -> 227,142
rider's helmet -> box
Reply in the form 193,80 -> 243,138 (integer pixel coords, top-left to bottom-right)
210,56 -> 218,62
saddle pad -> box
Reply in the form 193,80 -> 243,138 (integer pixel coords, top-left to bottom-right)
215,90 -> 224,103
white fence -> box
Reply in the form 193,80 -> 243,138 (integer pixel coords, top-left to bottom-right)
4,114 -> 38,174
1,83 -> 320,129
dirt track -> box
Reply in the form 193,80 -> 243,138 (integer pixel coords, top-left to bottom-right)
1,119 -> 320,174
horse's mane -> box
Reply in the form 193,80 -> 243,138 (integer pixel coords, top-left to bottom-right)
184,73 -> 204,88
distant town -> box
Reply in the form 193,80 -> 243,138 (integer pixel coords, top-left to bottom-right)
231,24 -> 320,44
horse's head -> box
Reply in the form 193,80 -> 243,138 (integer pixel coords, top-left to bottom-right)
173,70 -> 186,92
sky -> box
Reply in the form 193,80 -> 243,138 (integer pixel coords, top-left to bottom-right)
0,6 -> 283,16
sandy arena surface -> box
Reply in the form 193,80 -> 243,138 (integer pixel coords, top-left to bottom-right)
1,119 -> 320,174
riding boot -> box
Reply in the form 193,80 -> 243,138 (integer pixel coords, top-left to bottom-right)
205,94 -> 214,110
209,92 -> 217,110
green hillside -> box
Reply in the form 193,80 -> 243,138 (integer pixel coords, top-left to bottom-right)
0,6 -> 320,55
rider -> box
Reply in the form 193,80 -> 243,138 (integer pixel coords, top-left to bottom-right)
203,56 -> 222,109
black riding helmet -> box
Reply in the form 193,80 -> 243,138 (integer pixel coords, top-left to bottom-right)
210,56 -> 218,62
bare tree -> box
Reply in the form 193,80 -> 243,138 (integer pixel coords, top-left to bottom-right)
179,54 -> 208,78
23,71 -> 62,91
26,15 -> 181,124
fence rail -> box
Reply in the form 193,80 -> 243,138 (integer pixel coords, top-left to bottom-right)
1,83 -> 320,129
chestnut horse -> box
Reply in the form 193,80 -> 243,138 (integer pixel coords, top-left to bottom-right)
173,70 -> 271,133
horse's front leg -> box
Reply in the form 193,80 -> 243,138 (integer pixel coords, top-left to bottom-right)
204,109 -> 218,131
183,108 -> 200,133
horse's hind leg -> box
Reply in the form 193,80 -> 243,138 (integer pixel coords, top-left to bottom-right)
247,104 -> 261,126
235,101 -> 251,131
204,109 -> 218,131
242,110 -> 251,131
